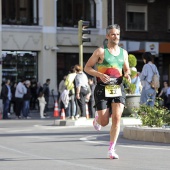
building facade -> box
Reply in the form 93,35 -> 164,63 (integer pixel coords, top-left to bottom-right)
0,0 -> 110,106
1,0 -> 169,99
114,0 -> 170,85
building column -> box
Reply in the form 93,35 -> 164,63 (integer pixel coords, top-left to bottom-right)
39,0 -> 57,95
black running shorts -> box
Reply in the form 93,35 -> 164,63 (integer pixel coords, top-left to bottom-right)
94,83 -> 126,111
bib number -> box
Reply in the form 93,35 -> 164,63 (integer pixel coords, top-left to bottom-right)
105,85 -> 122,97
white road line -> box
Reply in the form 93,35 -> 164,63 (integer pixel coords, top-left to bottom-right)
0,144 -> 107,170
80,134 -> 170,151
119,145 -> 170,151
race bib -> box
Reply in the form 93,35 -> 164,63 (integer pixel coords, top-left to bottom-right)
105,85 -> 122,97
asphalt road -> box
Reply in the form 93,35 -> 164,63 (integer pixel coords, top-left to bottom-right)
0,119 -> 170,170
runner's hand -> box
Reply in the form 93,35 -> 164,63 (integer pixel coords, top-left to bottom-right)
99,73 -> 110,83
124,73 -> 131,83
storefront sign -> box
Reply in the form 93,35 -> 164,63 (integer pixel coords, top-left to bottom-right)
145,42 -> 159,55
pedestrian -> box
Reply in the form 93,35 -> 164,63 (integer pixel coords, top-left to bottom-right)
15,79 -> 27,119
58,75 -> 67,109
65,66 -> 77,120
37,92 -> 46,118
30,79 -> 37,110
10,82 -> 17,115
22,80 -> 31,119
42,79 -> 50,115
1,79 -> 12,119
158,81 -> 169,107
165,84 -> 170,109
74,64 -> 90,118
84,24 -> 131,159
88,77 -> 95,118
139,52 -> 160,106
36,82 -> 43,110
58,75 -> 69,117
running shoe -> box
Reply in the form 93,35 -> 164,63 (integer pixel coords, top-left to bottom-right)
107,150 -> 119,159
93,112 -> 101,131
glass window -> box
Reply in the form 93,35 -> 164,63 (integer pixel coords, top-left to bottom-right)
2,51 -> 38,83
57,0 -> 96,27
2,0 -> 38,25
126,4 -> 147,31
108,0 -> 112,25
168,7 -> 170,31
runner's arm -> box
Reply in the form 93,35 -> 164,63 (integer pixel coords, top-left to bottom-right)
84,48 -> 110,83
123,50 -> 131,82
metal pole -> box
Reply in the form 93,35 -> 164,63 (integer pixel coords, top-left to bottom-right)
79,44 -> 83,68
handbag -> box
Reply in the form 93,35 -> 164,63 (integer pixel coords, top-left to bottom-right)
80,86 -> 90,96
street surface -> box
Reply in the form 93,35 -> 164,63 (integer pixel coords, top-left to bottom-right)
0,119 -> 170,170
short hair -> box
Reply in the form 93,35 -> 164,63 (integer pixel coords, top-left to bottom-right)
106,24 -> 120,35
142,52 -> 153,63
25,80 -> 31,85
21,78 -> 26,83
39,92 -> 44,97
74,64 -> 82,72
46,79 -> 50,83
70,66 -> 76,73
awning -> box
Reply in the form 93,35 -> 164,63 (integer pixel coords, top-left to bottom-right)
159,42 -> 170,53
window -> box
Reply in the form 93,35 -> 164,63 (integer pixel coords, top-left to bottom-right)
2,51 -> 38,83
57,0 -> 96,27
168,7 -> 170,31
108,0 -> 112,25
126,4 -> 147,31
2,0 -> 38,25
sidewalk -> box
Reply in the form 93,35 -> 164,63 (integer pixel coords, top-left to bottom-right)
1,108 -> 55,120
0,109 -> 142,127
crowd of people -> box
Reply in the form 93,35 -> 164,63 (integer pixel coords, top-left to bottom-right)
58,64 -> 95,120
0,78 -> 51,119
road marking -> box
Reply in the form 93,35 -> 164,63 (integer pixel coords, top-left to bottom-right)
119,145 -> 170,151
0,144 -> 107,170
80,134 -> 170,151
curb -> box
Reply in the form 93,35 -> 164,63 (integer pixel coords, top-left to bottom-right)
53,117 -> 142,126
123,126 -> 170,144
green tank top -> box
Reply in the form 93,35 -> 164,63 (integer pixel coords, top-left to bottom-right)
96,45 -> 124,79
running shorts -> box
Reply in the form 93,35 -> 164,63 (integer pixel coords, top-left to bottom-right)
94,83 -> 126,111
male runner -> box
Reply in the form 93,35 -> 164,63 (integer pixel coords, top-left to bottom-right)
84,24 -> 131,159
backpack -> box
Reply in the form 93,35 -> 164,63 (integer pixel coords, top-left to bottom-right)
149,65 -> 160,92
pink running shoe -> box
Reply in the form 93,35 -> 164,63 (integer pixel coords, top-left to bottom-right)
93,112 -> 101,131
93,118 -> 101,131
107,150 -> 119,159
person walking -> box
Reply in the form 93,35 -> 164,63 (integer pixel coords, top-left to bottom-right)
10,82 -> 17,115
15,79 -> 27,119
1,79 -> 12,119
65,66 -> 77,120
87,77 -> 95,118
30,79 -> 37,110
139,52 -> 160,106
158,81 -> 169,107
38,92 -> 46,118
36,82 -> 43,110
42,79 -> 50,114
84,24 -> 131,159
22,80 -> 31,119
74,64 -> 90,118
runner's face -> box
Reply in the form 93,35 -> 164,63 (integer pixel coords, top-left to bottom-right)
107,28 -> 120,45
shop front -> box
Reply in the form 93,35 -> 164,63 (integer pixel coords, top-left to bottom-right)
1,51 -> 38,84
